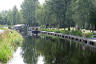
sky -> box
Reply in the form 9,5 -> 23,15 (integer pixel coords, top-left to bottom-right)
0,0 -> 24,11
39,0 -> 45,5
0,0 -> 45,11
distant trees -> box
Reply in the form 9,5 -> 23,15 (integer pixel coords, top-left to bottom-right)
66,0 -> 96,30
0,0 -> 96,30
7,6 -> 23,25
35,0 -> 74,28
88,0 -> 96,30
35,0 -> 76,28
21,0 -> 38,26
46,0 -> 72,28
34,0 -> 96,30
0,6 -> 23,25
0,11 -> 8,25
35,4 -> 58,27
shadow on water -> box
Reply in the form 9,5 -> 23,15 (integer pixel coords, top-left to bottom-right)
9,35 -> 96,64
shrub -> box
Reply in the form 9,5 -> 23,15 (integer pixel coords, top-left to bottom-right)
85,33 -> 93,38
71,30 -> 82,36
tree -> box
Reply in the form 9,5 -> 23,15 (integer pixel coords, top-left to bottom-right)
7,10 -> 13,25
35,4 -> 58,27
6,6 -> 23,25
21,0 -> 38,26
88,0 -> 96,30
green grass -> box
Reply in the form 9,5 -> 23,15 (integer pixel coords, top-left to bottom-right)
39,28 -> 95,38
0,29 -> 23,63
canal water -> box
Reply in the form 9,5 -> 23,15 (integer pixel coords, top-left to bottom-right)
8,35 -> 96,64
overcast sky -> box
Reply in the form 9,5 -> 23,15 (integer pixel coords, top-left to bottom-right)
39,0 -> 45,5
0,0 -> 45,11
0,0 -> 24,11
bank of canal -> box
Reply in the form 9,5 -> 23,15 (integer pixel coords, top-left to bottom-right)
8,35 -> 96,64
0,29 -> 23,63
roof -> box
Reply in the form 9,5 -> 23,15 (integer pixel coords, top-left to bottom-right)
14,24 -> 25,27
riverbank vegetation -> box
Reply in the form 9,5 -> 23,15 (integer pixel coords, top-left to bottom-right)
39,28 -> 96,38
0,29 -> 23,62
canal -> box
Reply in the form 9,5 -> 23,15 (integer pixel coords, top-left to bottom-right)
8,35 -> 96,64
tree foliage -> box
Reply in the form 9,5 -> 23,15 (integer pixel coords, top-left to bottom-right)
21,0 -> 38,26
0,6 -> 23,25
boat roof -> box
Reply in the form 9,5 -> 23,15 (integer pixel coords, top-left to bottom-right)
14,24 -> 25,27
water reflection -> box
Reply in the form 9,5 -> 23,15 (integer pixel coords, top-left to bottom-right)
9,36 -> 96,64
8,47 -> 25,64
37,55 -> 44,64
22,37 -> 38,64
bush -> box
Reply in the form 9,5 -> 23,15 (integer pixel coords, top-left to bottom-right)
71,30 -> 82,36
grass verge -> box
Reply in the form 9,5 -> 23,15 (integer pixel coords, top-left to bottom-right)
0,29 -> 23,63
